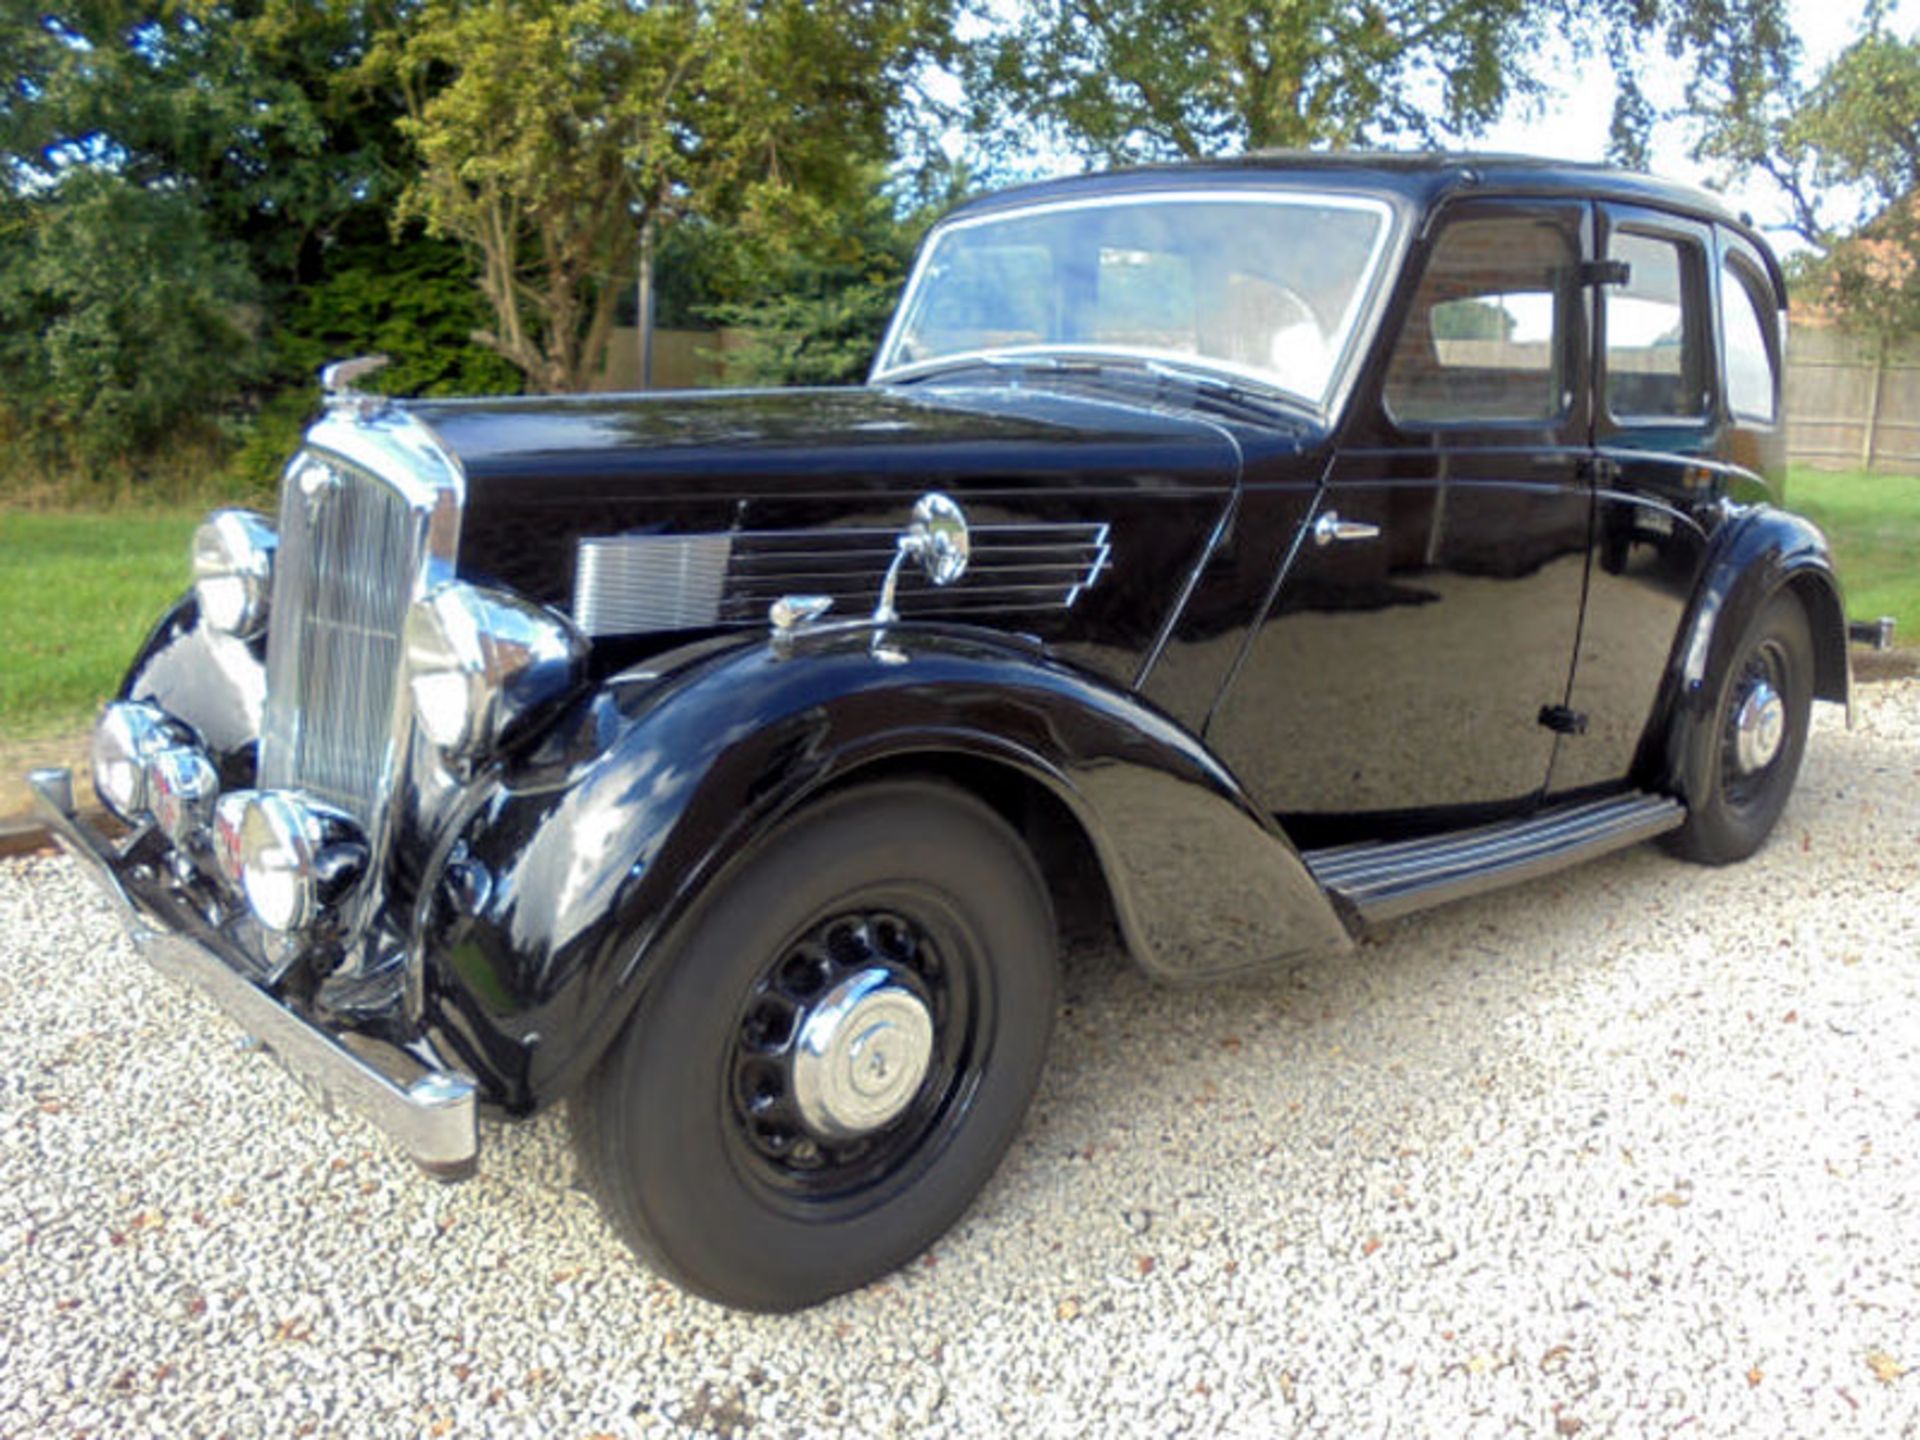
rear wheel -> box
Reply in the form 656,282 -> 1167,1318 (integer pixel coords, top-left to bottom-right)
1664,591 -> 1813,864
574,780 -> 1057,1311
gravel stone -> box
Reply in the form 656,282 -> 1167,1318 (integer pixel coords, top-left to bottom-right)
2,680 -> 1916,1437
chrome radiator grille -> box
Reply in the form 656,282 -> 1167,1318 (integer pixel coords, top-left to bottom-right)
259,452 -> 423,824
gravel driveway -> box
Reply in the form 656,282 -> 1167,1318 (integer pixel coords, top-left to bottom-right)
3,681 -> 1917,1438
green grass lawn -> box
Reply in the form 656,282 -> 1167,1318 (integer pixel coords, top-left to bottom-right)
0,509 -> 199,740
1785,469 -> 1920,639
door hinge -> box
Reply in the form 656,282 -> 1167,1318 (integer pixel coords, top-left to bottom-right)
1577,259 -> 1632,287
1538,704 -> 1589,736
1579,455 -> 1620,485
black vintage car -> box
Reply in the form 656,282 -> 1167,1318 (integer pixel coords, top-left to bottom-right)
34,153 -> 1847,1312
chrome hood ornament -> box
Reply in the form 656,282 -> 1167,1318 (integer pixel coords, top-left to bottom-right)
320,354 -> 393,421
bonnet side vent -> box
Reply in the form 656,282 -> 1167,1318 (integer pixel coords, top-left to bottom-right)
573,533 -> 733,637
571,524 -> 1109,638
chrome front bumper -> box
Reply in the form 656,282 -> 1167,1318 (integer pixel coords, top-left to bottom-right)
28,767 -> 478,1179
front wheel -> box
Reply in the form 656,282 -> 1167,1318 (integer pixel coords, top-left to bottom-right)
1664,590 -> 1814,864
574,780 -> 1058,1311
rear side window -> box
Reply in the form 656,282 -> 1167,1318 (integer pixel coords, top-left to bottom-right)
1383,217 -> 1574,426
1721,256 -> 1778,423
1605,232 -> 1708,421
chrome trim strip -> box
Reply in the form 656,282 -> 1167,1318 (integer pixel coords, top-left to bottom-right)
28,768 -> 478,1177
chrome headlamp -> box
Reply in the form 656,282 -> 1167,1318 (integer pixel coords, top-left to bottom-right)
191,509 -> 277,640
213,791 -> 367,935
91,701 -> 190,822
404,584 -> 586,763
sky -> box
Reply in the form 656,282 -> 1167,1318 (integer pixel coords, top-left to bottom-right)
1478,0 -> 1914,252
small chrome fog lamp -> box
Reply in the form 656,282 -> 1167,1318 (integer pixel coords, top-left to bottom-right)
149,745 -> 220,845
191,509 -> 277,640
404,584 -> 586,763
91,701 -> 187,822
220,790 -> 368,934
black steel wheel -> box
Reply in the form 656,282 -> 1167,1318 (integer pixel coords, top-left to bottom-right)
574,779 -> 1057,1311
1664,590 -> 1814,864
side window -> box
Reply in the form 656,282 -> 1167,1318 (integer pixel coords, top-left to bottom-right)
1383,217 -> 1574,426
1605,231 -> 1707,421
1721,255 -> 1778,423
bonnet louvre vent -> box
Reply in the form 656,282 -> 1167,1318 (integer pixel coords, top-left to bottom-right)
571,523 -> 1110,638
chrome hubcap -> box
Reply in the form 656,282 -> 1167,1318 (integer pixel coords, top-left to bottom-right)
1732,678 -> 1786,774
791,968 -> 935,1138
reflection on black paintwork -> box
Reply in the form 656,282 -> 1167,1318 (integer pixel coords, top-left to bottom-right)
1550,492 -> 1706,795
1209,477 -> 1589,817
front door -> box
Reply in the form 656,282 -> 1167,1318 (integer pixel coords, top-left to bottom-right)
1206,198 -> 1594,835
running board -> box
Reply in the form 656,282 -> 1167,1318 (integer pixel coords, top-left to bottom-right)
1302,792 -> 1685,926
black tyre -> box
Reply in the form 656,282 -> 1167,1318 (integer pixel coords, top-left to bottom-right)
1664,590 -> 1814,865
574,780 -> 1058,1311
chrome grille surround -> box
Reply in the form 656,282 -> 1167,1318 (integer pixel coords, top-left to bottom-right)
571,522 -> 1111,638
258,408 -> 464,955
261,456 -> 415,817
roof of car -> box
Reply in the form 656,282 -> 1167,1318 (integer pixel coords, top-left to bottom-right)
945,150 -> 1750,234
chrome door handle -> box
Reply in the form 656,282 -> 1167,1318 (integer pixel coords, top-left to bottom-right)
1313,510 -> 1381,547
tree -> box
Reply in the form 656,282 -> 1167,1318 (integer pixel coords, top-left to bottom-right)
369,0 -> 955,394
0,171 -> 260,463
1,2 -> 405,290
1693,14 -> 1920,340
966,0 -> 1795,167
0,2 -> 430,474
694,164 -> 969,387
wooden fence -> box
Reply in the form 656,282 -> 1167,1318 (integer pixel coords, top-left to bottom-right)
594,327 -> 753,391
1785,326 -> 1920,474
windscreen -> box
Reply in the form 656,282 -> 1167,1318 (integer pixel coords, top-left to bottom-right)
878,192 -> 1396,405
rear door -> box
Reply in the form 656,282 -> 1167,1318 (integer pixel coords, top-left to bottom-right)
1547,203 -> 1719,796
1205,198 -> 1593,832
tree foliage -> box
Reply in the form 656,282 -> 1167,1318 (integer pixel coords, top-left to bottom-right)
696,169 -> 953,386
0,2 -> 428,474
1694,12 -> 1920,337
1,2 -> 402,286
966,0 -> 1795,167
0,171 -> 260,463
369,0 -> 955,393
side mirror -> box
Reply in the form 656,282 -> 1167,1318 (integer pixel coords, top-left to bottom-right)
908,493 -> 970,587
874,493 -> 970,630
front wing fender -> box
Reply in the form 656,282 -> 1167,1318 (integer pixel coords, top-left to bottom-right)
425,624 -> 1351,1108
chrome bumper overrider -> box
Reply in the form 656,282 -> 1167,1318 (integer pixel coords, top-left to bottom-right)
28,767 -> 478,1179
